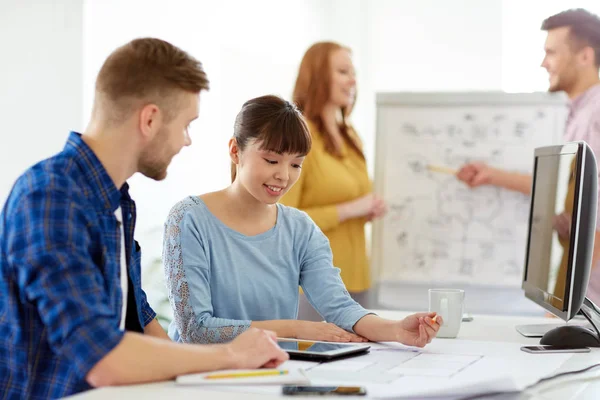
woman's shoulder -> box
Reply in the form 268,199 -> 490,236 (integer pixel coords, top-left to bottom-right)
305,119 -> 362,146
345,124 -> 363,146
165,195 -> 206,226
304,119 -> 324,140
277,204 -> 330,253
302,119 -> 327,154
277,203 -> 317,231
304,118 -> 318,133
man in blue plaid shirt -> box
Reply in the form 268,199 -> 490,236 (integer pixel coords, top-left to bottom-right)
0,38 -> 287,399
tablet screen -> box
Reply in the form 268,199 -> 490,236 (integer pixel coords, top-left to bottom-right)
277,340 -> 367,354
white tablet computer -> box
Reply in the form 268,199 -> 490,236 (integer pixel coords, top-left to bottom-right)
277,339 -> 370,361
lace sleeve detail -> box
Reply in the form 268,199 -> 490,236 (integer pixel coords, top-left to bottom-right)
163,198 -> 250,344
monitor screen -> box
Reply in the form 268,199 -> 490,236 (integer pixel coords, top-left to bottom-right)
524,149 -> 578,313
523,141 -> 599,321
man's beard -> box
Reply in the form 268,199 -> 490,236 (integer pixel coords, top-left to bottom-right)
138,129 -> 171,181
139,157 -> 169,181
548,80 -> 564,93
548,69 -> 576,94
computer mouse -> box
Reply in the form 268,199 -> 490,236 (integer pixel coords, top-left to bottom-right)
540,325 -> 600,347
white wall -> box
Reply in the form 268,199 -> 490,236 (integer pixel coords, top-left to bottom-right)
0,0 -> 83,204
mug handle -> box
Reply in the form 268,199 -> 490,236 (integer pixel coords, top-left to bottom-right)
440,297 -> 449,323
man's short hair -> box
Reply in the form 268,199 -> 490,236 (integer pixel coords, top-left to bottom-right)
542,8 -> 600,68
95,38 -> 209,124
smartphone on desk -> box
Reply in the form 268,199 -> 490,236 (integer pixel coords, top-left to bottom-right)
521,345 -> 591,354
282,385 -> 367,396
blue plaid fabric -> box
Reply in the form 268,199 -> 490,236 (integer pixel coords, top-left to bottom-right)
0,132 -> 157,399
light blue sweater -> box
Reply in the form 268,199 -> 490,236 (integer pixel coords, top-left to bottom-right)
162,196 -> 371,344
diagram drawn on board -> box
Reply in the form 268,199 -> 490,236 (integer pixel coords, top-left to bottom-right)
376,104 -> 563,287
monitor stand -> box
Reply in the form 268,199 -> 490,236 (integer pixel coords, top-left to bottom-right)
515,314 -> 590,338
516,322 -> 580,338
540,298 -> 600,347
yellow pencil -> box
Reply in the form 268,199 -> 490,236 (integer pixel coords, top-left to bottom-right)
432,315 -> 438,323
427,164 -> 457,175
205,370 -> 288,380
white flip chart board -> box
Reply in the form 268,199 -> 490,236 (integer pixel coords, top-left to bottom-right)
372,92 -> 568,288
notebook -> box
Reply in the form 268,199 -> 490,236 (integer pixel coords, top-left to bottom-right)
175,368 -> 310,386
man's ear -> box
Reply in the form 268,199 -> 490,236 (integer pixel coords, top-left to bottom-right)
229,137 -> 240,164
139,103 -> 161,142
578,46 -> 596,68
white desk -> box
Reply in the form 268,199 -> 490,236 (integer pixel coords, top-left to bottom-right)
68,311 -> 600,400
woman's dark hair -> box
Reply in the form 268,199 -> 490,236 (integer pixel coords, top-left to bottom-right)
231,95 -> 312,182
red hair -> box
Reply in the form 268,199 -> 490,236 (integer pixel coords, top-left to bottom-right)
292,42 -> 363,158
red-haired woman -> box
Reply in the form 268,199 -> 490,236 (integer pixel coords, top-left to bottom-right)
281,42 -> 387,317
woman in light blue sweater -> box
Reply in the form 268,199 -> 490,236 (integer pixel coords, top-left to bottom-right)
163,95 -> 442,346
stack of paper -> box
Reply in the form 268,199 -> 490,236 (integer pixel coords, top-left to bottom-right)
306,340 -> 573,398
175,340 -> 574,399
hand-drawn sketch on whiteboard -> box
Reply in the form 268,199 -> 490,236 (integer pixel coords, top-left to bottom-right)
373,92 -> 568,288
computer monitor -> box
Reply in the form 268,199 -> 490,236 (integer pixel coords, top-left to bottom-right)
521,141 -> 600,347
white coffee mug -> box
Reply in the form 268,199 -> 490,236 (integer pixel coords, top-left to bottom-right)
428,289 -> 465,338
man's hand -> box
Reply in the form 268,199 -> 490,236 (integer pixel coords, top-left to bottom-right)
226,328 -> 289,369
456,162 -> 495,188
553,212 -> 572,240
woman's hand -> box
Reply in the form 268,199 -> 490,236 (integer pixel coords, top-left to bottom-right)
367,196 -> 387,221
394,312 -> 442,348
338,193 -> 388,222
353,313 -> 442,346
294,321 -> 369,342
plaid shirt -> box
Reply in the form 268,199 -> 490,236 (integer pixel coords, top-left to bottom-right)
0,132 -> 156,399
